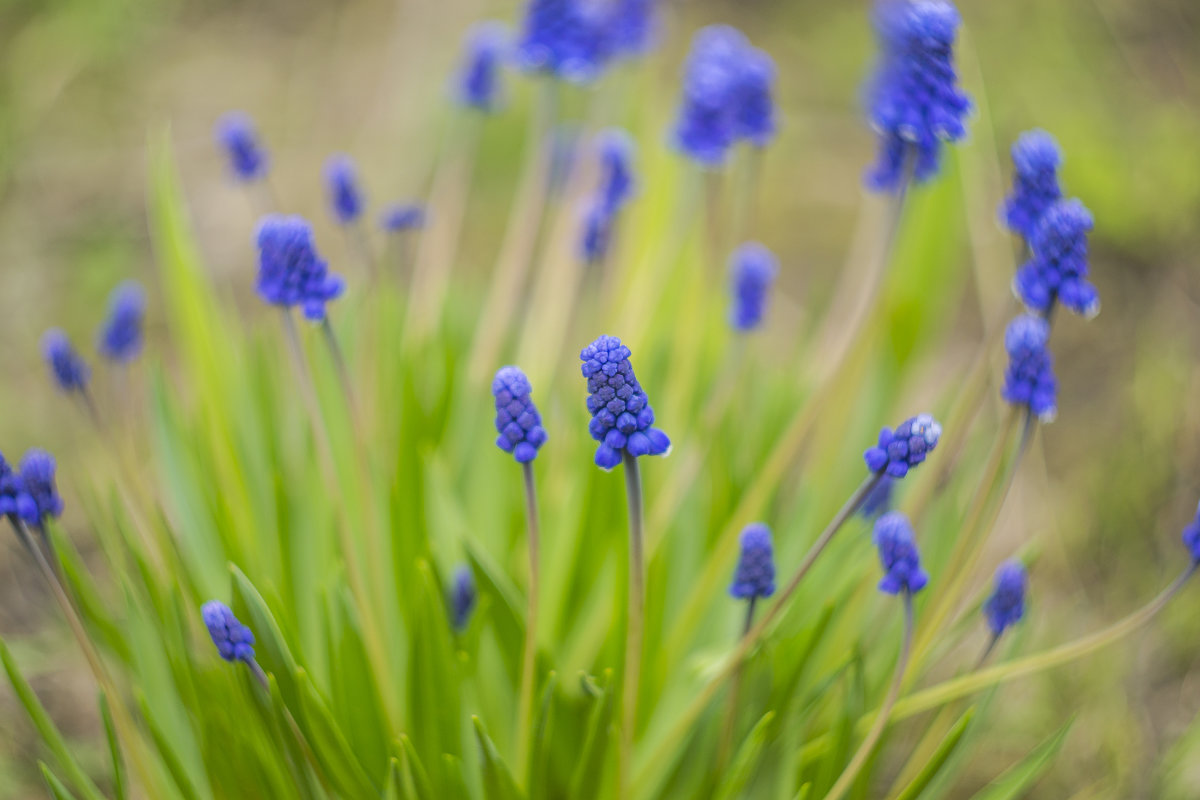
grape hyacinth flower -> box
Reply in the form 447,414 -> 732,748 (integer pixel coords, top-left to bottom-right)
1001,130 -> 1063,242
729,524 -> 776,600
729,243 -> 778,332
580,335 -> 670,470
580,204 -> 613,264
201,601 -> 256,663
873,511 -> 928,595
672,26 -> 764,166
380,203 -> 427,234
255,215 -> 345,321
734,48 -> 777,148
0,452 -> 37,527
610,0 -> 657,56
42,329 -> 91,395
865,0 -> 972,191
456,22 -> 507,111
1002,314 -> 1057,422
97,281 -> 146,364
450,565 -> 477,631
516,0 -> 614,83
983,560 -> 1028,637
864,413 -> 942,479
492,367 -> 548,463
580,130 -> 636,263
1182,502 -> 1200,563
215,111 -> 268,182
324,154 -> 364,225
1013,198 -> 1099,318
18,450 -> 64,529
859,475 -> 896,519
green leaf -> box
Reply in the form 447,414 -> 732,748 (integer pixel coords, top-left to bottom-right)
569,671 -> 616,800
715,711 -> 776,800
473,716 -> 524,800
967,720 -> 1073,800
528,672 -> 558,800
98,692 -> 127,800
891,708 -> 975,800
294,667 -> 380,798
230,565 -> 301,707
399,735 -> 436,800
135,690 -> 205,800
39,762 -> 80,800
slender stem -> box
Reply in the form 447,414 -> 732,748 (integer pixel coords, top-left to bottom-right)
80,387 -> 101,426
247,658 -> 271,691
320,317 -> 358,420
620,452 -> 646,797
515,462 -> 542,784
976,631 -> 1000,670
716,596 -> 758,767
347,223 -> 376,279
823,591 -> 915,800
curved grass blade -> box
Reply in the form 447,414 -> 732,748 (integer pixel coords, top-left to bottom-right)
891,707 -> 975,800
473,716 -> 524,800
968,719 -> 1073,800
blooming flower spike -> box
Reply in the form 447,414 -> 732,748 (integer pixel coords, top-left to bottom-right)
380,203 -> 427,234
864,414 -> 942,478
734,48 -> 777,148
215,111 -> 268,182
729,243 -> 778,332
255,215 -> 345,321
1002,314 -> 1057,421
671,26 -> 750,167
516,0 -> 614,83
729,524 -> 776,600
1014,198 -> 1098,318
18,450 -> 64,529
1001,130 -> 1063,242
580,336 -> 670,470
873,512 -> 928,595
982,560 -> 1028,637
611,0 -> 658,57
457,22 -> 507,111
324,154 -> 364,225
43,329 -> 91,395
202,601 -> 256,663
451,565 -> 477,631
493,367 -> 548,463
98,281 -> 146,364
0,452 -> 37,526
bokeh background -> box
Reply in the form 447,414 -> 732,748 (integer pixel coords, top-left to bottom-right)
0,0 -> 1198,797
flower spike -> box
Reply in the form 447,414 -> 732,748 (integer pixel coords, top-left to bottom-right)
580,335 -> 670,470
864,414 -> 941,478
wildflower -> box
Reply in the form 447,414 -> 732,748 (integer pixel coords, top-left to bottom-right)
97,281 -> 146,364
0,453 -> 36,526
729,243 -> 778,332
865,0 -> 972,191
860,475 -> 896,518
42,329 -> 91,394
255,215 -> 345,321
670,26 -> 749,166
1001,314 -> 1056,421
734,48 -> 777,148
596,129 -> 636,213
215,112 -> 268,182
729,524 -> 776,600
201,601 -> 256,663
610,0 -> 657,56
873,511 -> 928,594
493,367 -> 548,463
863,414 -> 942,478
516,0 -> 614,83
1001,130 -> 1062,242
580,204 -> 613,264
450,565 -> 477,630
324,154 -> 364,225
1182,501 -> 1200,562
982,560 -> 1027,636
1013,198 -> 1098,318
18,450 -> 63,528
380,203 -> 427,233
580,335 -> 670,470
456,22 -> 507,111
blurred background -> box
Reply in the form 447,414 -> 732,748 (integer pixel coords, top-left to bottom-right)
0,0 -> 1198,797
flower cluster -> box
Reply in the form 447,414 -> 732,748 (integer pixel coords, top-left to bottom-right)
1001,130 -> 1063,242
98,281 -> 146,364
983,560 -> 1028,636
672,26 -> 777,166
729,243 -> 778,332
515,0 -> 615,83
201,601 -> 256,663
380,203 -> 427,233
456,22 -> 507,111
17,450 -> 64,528
729,524 -> 776,600
610,0 -> 657,56
1182,502 -> 1200,562
493,366 -> 548,464
43,329 -> 91,394
325,154 -> 364,225
1002,314 -> 1057,421
873,512 -> 928,595
215,111 -> 268,182
255,215 -> 346,321
1014,198 -> 1098,318
581,130 -> 636,263
864,414 -> 942,478
865,0 -> 972,191
450,566 -> 477,631
580,336 -> 670,470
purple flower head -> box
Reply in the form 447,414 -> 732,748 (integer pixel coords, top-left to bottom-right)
864,413 -> 942,478
0,452 -> 37,525
873,511 -> 928,595
492,366 -> 548,463
734,48 -> 777,148
450,565 -> 477,631
729,524 -> 776,600
865,0 -> 972,191
580,335 -> 670,470
201,600 -> 256,663
1001,130 -> 1062,242
611,0 -> 658,56
516,0 -> 614,83
380,203 -> 427,233
42,329 -> 90,394
457,22 -> 507,111
1001,314 -> 1056,422
671,26 -> 750,166
596,129 -> 636,213
18,450 -> 64,528
215,112 -> 268,182
1182,501 -> 1200,562
580,202 -> 614,264
860,475 -> 896,519
982,559 -> 1027,636
729,242 -> 778,332
324,154 -> 364,225
255,215 -> 345,321
98,281 -> 146,364
1013,198 -> 1098,318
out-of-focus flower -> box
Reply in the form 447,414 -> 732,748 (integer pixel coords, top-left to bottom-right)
729,524 -> 776,600
1182,501 -> 1200,562
610,0 -> 657,56
982,560 -> 1028,636
580,130 -> 636,264
0,453 -> 37,526
451,565 -> 477,630
215,112 -> 268,182
864,414 -> 942,479
43,330 -> 91,394
98,281 -> 146,364
729,243 -> 778,332
18,450 -> 63,528
873,511 -> 928,595
734,48 -> 777,148
255,215 -> 345,321
201,601 -> 256,663
860,475 -> 896,519
380,203 -> 427,233
457,22 -> 507,111
580,335 -> 670,470
493,367 -> 548,464
324,154 -> 364,225
1002,314 -> 1057,421
516,0 -> 614,83
1013,198 -> 1098,318
1001,130 -> 1063,242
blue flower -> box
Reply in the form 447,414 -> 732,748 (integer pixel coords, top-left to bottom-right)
982,560 -> 1027,636
1001,314 -> 1056,421
98,281 -> 146,364
0,453 -> 37,525
380,203 -> 427,233
215,112 -> 268,182
42,329 -> 90,394
610,0 -> 657,56
865,0 -> 972,191
596,129 -> 636,213
324,154 -> 364,225
873,511 -> 928,595
671,26 -> 750,166
450,565 -> 477,631
1182,501 -> 1200,562
516,0 -> 614,83
493,366 -> 548,463
734,48 -> 777,148
864,414 -> 942,478
1013,198 -> 1098,318
1001,130 -> 1062,242
18,450 -> 64,528
729,524 -> 776,600
256,216 -> 345,321
729,242 -> 778,332
201,601 -> 256,663
860,475 -> 896,518
580,203 -> 614,264
457,22 -> 507,111
580,335 -> 670,470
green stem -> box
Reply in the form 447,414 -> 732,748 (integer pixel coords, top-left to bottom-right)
320,317 -> 358,423
620,452 -> 646,797
515,462 -> 542,785
716,597 -> 758,768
